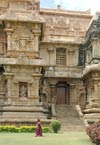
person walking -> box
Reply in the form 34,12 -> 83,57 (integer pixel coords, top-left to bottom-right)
35,119 -> 43,137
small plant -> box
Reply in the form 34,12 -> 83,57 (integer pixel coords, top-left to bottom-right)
50,120 -> 61,133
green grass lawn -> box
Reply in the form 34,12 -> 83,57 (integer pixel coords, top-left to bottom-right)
0,132 -> 94,145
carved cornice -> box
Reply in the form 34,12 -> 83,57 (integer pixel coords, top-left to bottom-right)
40,9 -> 92,18
3,72 -> 14,79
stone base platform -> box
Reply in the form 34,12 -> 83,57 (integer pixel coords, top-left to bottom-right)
0,106 -> 51,126
84,113 -> 100,123
0,119 -> 52,126
83,107 -> 100,123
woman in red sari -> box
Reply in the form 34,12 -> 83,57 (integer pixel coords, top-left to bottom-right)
35,119 -> 43,137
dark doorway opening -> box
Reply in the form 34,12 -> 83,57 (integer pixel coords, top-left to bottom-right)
56,82 -> 70,105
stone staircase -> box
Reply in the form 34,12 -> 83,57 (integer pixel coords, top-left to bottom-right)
56,105 -> 85,132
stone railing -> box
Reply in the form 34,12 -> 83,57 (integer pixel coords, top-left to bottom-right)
75,105 -> 89,127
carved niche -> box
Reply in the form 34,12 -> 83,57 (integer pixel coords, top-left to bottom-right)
0,23 -> 7,56
11,24 -> 34,51
19,82 -> 28,99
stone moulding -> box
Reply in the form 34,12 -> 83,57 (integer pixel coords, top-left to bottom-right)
0,58 -> 47,66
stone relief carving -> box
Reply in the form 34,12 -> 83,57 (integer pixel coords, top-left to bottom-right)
11,39 -> 19,50
43,14 -> 89,40
39,78 -> 49,104
0,30 -> 7,56
46,17 -> 53,26
20,39 -> 27,50
10,1 -> 39,12
73,19 -> 80,30
46,16 -> 70,28
19,86 -> 27,98
11,2 -> 30,11
86,50 -> 92,64
44,15 -> 78,37
19,82 -> 28,100
78,46 -> 85,66
11,25 -> 34,51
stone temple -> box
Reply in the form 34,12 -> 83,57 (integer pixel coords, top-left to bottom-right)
0,0 -> 100,126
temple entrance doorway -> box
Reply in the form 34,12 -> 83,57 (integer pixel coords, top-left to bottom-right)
56,82 -> 70,105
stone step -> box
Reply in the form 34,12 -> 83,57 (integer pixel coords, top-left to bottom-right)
0,111 -> 47,121
56,105 -> 84,132
60,125 -> 85,132
0,112 -> 47,119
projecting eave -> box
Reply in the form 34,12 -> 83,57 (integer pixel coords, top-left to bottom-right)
0,11 -> 45,24
41,39 -> 84,45
45,71 -> 82,79
82,63 -> 100,77
0,57 -> 47,66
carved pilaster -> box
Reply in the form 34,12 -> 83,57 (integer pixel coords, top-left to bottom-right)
93,81 -> 98,102
4,25 -> 13,51
3,73 -> 14,104
49,82 -> 56,103
32,24 -> 41,53
47,46 -> 54,66
32,73 -> 41,102
7,31 -> 12,51
28,81 -> 33,98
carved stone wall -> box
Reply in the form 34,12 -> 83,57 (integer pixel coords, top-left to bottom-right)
0,0 -> 96,122
2,65 -> 42,106
4,22 -> 41,58
68,80 -> 86,106
9,0 -> 40,12
40,10 -> 92,43
0,0 -> 40,14
0,75 -> 6,105
0,24 -> 7,57
0,1 -> 8,15
40,43 -> 79,67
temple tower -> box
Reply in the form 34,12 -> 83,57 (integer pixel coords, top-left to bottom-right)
0,0 -> 47,124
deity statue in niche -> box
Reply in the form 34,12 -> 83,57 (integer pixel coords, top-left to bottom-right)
26,1 -> 33,10
19,82 -> 28,99
11,39 -> 19,50
20,39 -> 27,50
